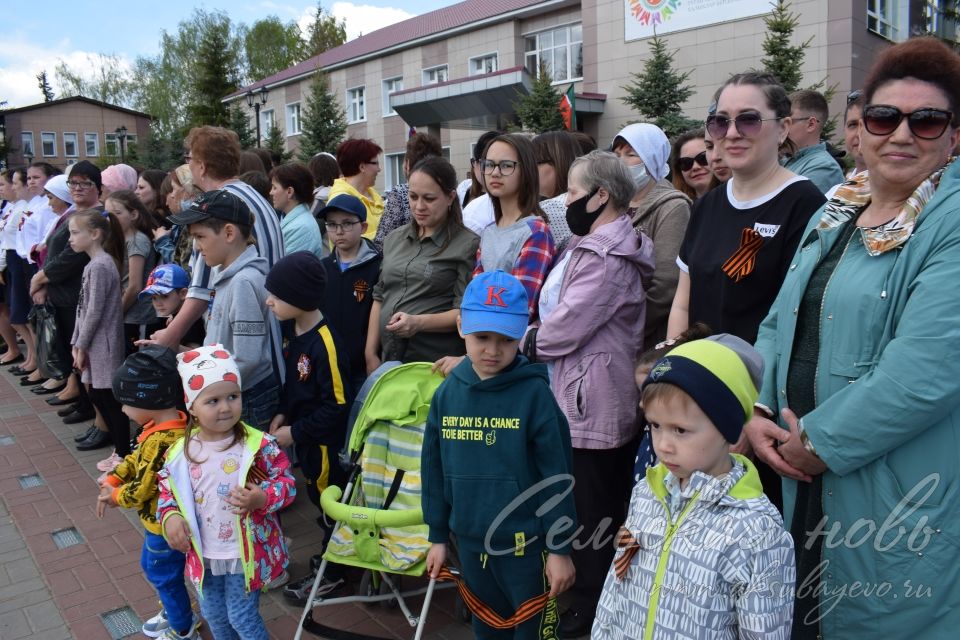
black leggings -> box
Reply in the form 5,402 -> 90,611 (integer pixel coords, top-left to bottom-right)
88,387 -> 130,456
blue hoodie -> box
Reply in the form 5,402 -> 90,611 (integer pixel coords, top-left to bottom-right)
421,355 -> 577,555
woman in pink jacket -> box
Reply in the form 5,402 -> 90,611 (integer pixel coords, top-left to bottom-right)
523,150 -> 653,635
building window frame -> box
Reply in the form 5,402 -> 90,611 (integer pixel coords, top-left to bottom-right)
469,52 -> 499,76
382,76 -> 403,117
21,132 -> 35,158
347,85 -> 367,123
384,151 -> 405,190
63,132 -> 79,158
84,132 -> 99,157
286,102 -> 302,136
421,64 -> 449,85
261,109 -> 276,141
866,0 -> 898,40
40,132 -> 57,158
523,23 -> 583,84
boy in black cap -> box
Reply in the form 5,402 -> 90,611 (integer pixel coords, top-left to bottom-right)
264,251 -> 352,604
169,189 -> 283,430
96,346 -> 199,639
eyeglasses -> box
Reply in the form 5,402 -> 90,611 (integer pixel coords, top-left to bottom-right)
862,104 -> 954,140
847,90 -> 863,105
705,113 -> 781,139
67,180 -> 95,190
480,159 -> 518,176
324,220 -> 361,232
677,151 -> 708,172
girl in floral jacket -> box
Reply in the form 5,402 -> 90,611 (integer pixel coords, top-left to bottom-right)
158,345 -> 295,640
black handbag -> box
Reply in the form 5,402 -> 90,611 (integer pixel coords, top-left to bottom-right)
29,303 -> 70,380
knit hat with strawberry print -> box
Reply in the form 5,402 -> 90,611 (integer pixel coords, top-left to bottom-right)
176,344 -> 241,410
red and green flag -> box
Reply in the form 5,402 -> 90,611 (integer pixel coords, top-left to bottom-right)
559,84 -> 577,130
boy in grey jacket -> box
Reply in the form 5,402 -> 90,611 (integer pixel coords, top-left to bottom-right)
593,335 -> 794,639
169,190 -> 283,430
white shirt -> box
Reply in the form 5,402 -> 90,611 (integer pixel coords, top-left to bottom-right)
187,436 -> 245,560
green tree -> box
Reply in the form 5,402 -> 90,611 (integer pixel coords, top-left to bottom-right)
264,122 -> 293,162
139,125 -> 183,171
228,105 -> 257,149
620,35 -> 699,139
244,17 -> 305,81
302,2 -> 347,58
54,53 -> 134,106
37,71 -> 55,102
297,71 -> 347,161
513,65 -> 566,133
187,12 -> 242,128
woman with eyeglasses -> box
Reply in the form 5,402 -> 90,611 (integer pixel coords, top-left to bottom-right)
667,72 -> 825,347
612,123 -> 692,346
472,134 -> 555,319
328,138 -> 385,241
365,156 -> 479,371
461,130 -> 503,234
670,128 -> 714,200
745,38 -> 960,638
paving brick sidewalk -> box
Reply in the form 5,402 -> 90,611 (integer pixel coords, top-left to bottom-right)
0,366 -> 471,640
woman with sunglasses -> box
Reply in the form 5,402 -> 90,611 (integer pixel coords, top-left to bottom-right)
745,37 -> 960,638
670,128 -> 714,200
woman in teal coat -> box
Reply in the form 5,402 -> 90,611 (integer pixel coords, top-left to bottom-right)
746,37 -> 960,638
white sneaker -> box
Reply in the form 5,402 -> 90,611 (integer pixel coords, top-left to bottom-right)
265,569 -> 290,590
160,627 -> 199,640
142,609 -> 168,638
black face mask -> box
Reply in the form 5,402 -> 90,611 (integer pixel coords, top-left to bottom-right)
565,188 -> 608,236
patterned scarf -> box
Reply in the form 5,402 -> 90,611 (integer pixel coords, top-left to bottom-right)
818,157 -> 956,256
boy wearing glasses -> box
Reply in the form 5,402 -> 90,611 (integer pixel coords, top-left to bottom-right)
317,194 -> 382,393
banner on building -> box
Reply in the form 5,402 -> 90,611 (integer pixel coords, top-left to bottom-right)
624,0 -> 771,40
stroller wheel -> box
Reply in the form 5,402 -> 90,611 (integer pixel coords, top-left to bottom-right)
454,594 -> 472,623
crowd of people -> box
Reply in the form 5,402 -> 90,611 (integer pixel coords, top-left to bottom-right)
2,34 -> 960,639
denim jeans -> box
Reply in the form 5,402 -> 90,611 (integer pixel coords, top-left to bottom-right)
199,571 -> 268,640
240,375 -> 280,432
140,532 -> 192,634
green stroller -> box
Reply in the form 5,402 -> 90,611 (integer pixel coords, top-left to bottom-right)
294,362 -> 455,640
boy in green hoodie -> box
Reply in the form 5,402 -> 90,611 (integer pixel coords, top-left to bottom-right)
422,270 -> 576,640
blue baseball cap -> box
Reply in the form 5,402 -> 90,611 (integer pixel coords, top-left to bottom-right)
318,194 -> 367,221
139,264 -> 190,300
460,271 -> 529,339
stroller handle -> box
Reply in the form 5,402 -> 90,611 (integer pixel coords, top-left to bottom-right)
321,485 -> 424,528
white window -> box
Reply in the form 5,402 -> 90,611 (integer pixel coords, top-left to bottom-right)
867,0 -> 897,39
347,86 -> 366,123
63,133 -> 79,158
41,132 -> 57,157
382,77 -> 403,117
286,102 -> 302,135
384,152 -> 405,190
105,133 -> 118,156
261,109 -> 275,140
470,53 -> 498,76
85,133 -> 99,157
20,132 -> 34,158
422,65 -> 448,85
524,24 -> 583,83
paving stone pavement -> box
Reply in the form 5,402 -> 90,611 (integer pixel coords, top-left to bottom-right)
0,362 -> 473,640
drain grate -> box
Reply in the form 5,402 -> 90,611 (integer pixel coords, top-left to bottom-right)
51,527 -> 84,549
0,435 -> 14,445
101,607 -> 141,639
18,473 -> 44,489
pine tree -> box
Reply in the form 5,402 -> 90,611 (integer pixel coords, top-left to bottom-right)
37,71 -> 55,102
620,35 -> 699,139
188,14 -> 240,127
760,0 -> 808,93
513,65 -> 566,133
297,71 -> 347,162
264,122 -> 293,163
227,105 -> 257,149
302,2 -> 347,59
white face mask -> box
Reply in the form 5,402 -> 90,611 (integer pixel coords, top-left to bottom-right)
629,162 -> 652,190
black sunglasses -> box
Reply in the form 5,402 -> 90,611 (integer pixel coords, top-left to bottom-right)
677,151 -> 708,172
862,104 -> 954,140
847,90 -> 862,105
705,112 -> 780,139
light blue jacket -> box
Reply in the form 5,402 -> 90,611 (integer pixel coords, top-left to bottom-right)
755,158 -> 960,637
280,203 -> 324,257
783,142 -> 845,195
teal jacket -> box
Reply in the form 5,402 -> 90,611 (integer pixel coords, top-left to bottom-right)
783,142 -> 845,194
755,158 -> 960,637
280,203 -> 324,257
421,355 -> 577,555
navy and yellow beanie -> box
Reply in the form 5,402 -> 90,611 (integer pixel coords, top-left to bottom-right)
642,334 -> 763,443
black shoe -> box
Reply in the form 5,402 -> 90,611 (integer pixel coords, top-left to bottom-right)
282,572 -> 346,606
47,395 -> 78,406
10,366 -> 33,376
20,377 -> 46,386
74,425 -> 99,443
76,429 -> 111,451
63,409 -> 96,424
57,404 -> 80,417
559,608 -> 594,638
0,354 -> 24,366
32,384 -> 66,395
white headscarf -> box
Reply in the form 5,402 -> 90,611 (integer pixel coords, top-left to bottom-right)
611,123 -> 671,183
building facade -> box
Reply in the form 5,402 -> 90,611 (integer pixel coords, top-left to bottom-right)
226,0 -> 951,193
1,97 -> 151,170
